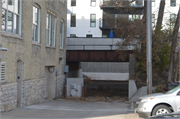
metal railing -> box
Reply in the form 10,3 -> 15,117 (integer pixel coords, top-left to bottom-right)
99,18 -> 111,28
99,0 -> 143,7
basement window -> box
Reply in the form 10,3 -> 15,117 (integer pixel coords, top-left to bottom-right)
70,34 -> 76,37
86,34 -> 92,38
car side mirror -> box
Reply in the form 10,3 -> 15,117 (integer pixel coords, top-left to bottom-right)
177,91 -> 180,96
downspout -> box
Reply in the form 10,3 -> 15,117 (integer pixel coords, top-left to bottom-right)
55,73 -> 58,99
23,62 -> 25,107
55,70 -> 59,99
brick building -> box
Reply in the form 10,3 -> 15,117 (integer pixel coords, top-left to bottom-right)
1,0 -> 67,112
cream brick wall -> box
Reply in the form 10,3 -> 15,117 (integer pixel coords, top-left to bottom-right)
1,0 -> 67,112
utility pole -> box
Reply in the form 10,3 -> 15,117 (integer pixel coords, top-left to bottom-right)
179,4 -> 180,82
147,0 -> 152,94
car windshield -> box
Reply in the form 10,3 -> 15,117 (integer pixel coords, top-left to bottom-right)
166,85 -> 180,94
169,83 -> 179,90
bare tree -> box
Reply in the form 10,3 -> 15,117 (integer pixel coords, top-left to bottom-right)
104,0 -> 172,87
155,0 -> 165,31
168,8 -> 180,82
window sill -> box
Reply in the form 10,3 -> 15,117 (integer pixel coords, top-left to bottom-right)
1,31 -> 23,40
46,45 -> 56,49
32,42 -> 41,47
60,47 -> 64,50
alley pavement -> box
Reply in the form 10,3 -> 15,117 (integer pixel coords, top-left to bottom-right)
1,99 -> 143,119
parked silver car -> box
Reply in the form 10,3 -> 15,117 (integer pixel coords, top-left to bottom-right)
135,85 -> 180,118
146,112 -> 180,119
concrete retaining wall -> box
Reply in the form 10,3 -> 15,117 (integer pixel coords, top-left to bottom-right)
81,62 -> 129,73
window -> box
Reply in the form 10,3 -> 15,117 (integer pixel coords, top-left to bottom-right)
129,0 -> 136,6
46,12 -> 56,46
170,0 -> 176,6
86,34 -> 92,38
91,0 -> 96,7
1,62 -> 6,82
61,0 -> 64,3
71,14 -> 76,27
152,0 -> 155,7
60,20 -> 64,48
152,14 -> 155,28
90,14 -> 96,27
70,34 -> 76,37
2,0 -> 22,35
102,35 -> 107,38
170,14 -> 176,29
71,0 -> 76,6
32,5 -> 40,43
128,14 -> 141,21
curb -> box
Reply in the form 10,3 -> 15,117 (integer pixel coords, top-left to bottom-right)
127,102 -> 138,114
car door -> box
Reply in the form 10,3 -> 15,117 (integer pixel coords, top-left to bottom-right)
176,90 -> 180,112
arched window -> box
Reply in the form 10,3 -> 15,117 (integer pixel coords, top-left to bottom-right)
60,19 -> 64,48
32,4 -> 41,43
2,0 -> 22,35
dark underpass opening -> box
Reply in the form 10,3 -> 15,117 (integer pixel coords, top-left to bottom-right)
85,79 -> 128,99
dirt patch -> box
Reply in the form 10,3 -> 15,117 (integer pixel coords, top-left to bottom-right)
59,96 -> 127,102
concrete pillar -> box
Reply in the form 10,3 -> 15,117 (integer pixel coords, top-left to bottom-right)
128,54 -> 137,99
128,80 -> 137,99
129,54 -> 136,79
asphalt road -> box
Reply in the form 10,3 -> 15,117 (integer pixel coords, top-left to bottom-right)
1,99 -> 143,119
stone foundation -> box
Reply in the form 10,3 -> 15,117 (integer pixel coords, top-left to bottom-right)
1,83 -> 17,112
1,76 -> 65,112
57,75 -> 65,97
22,78 -> 45,107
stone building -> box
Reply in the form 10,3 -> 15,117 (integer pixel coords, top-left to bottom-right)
1,0 -> 67,112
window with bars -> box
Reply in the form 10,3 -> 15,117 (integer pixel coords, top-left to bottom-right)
32,5 -> 40,43
170,0 -> 176,6
90,14 -> 96,27
71,14 -> 76,27
2,0 -> 22,35
46,12 -> 56,46
1,62 -> 6,82
91,0 -> 96,7
71,0 -> 76,6
60,20 -> 65,48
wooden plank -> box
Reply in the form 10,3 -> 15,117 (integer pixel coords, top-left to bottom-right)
64,86 -> 67,98
85,85 -> 88,97
82,87 -> 85,97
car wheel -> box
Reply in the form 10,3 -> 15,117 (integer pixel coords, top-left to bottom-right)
152,105 -> 172,116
